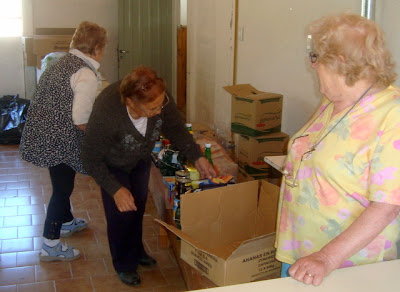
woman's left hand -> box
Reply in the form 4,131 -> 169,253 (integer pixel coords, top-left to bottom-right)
288,251 -> 337,286
195,157 -> 217,179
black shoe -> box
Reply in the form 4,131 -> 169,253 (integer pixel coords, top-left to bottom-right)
118,271 -> 141,286
139,254 -> 157,266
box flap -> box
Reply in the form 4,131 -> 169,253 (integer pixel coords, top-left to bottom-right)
224,84 -> 263,97
181,181 -> 259,252
212,240 -> 243,260
256,180 -> 280,236
154,219 -> 219,256
228,233 -> 276,259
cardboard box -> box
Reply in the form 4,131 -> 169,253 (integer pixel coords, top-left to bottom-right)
237,132 -> 288,174
22,37 -> 36,67
33,35 -> 72,55
33,35 -> 72,68
225,84 -> 283,137
31,28 -> 76,69
156,180 -> 281,286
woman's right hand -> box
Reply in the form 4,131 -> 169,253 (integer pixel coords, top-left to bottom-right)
113,187 -> 137,212
288,250 -> 336,286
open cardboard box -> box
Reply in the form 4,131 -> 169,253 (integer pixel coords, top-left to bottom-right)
155,180 -> 281,286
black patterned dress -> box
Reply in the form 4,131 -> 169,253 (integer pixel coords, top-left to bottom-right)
20,53 -> 93,174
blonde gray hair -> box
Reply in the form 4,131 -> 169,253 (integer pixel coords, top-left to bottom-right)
309,13 -> 397,87
70,21 -> 107,55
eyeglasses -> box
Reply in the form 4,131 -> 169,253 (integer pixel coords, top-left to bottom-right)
309,52 -> 318,63
133,93 -> 170,117
282,134 -> 315,188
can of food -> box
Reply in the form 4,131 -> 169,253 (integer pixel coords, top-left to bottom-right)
176,177 -> 192,195
175,170 -> 190,181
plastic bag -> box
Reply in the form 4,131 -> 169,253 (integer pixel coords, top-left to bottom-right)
0,95 -> 31,144
41,52 -> 67,71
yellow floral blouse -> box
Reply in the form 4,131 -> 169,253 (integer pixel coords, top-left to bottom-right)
275,85 -> 400,268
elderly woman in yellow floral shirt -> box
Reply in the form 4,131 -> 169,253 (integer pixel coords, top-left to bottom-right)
276,13 -> 400,286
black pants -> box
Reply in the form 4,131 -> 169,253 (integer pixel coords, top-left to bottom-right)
43,163 -> 76,239
101,159 -> 151,273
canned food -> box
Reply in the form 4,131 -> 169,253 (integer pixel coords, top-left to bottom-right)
176,177 -> 192,195
175,170 -> 190,180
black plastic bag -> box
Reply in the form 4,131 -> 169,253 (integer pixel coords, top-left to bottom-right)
159,149 -> 186,176
0,95 -> 30,145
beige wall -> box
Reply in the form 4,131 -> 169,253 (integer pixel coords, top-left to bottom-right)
186,0 -> 235,141
236,0 -> 361,136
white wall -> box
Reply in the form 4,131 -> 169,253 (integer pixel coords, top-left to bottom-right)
180,0 -> 187,26
0,0 -> 118,100
187,0 -> 235,140
375,0 -> 400,87
0,38 -> 25,98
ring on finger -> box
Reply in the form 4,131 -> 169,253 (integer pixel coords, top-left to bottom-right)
307,273 -> 313,277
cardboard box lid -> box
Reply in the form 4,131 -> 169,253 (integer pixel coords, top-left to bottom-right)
228,233 -> 276,259
155,219 -> 218,255
224,84 -> 263,97
256,180 -> 280,236
224,84 -> 282,101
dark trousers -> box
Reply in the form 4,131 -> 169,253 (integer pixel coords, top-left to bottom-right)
43,163 -> 76,239
101,159 -> 151,273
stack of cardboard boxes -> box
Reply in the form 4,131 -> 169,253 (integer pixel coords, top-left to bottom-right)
23,28 -> 75,69
224,84 -> 288,185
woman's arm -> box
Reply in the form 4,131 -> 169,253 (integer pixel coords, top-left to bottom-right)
160,94 -> 203,163
76,124 -> 87,131
71,67 -> 98,127
289,201 -> 400,286
81,84 -> 123,197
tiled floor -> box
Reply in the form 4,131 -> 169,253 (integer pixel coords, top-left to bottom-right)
0,145 -> 187,291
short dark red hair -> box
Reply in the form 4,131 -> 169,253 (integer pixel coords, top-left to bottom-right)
120,66 -> 166,105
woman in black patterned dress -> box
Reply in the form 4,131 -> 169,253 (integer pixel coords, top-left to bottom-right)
19,21 -> 107,261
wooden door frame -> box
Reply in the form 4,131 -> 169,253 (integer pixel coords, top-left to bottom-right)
176,25 -> 187,112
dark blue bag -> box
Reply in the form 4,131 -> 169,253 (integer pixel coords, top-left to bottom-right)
0,95 -> 30,144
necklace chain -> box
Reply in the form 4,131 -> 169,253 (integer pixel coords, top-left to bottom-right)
302,83 -> 374,151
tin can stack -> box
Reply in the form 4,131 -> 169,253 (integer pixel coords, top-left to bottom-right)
173,171 -> 192,229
